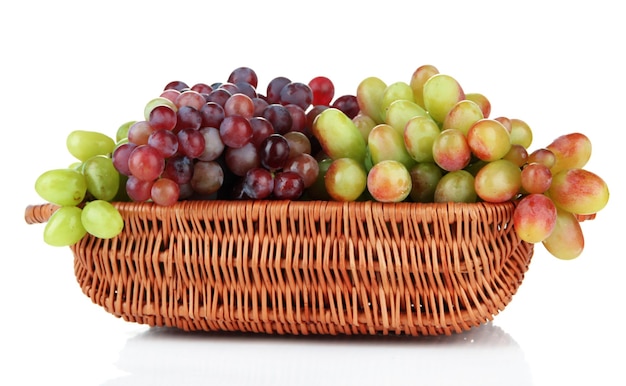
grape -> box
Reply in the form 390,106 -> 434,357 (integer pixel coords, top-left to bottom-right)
81,155 -> 120,201
352,112 -> 377,144
422,73 -> 465,124
513,193 -> 557,243
502,144 -> 529,167
35,168 -> 87,206
200,101 -> 225,128
520,162 -> 552,194
160,89 -> 181,103
148,104 -> 178,132
266,76 -> 291,104
191,82 -> 213,95
224,142 -> 260,177
409,162 -> 443,203
81,200 -> 124,239
324,158 -> 367,202
548,168 -> 609,215
127,145 -> 165,181
173,105 -> 202,132
380,82 -> 415,122
164,80 -> 189,92
259,133 -> 290,171
190,161 -> 224,196
367,160 -> 412,203
177,128 -> 206,158
175,89 -> 206,110
162,155 -> 194,184
262,103 -> 293,135
356,76 -> 387,124
143,97 -> 178,121
331,94 -> 359,119
112,142 -> 137,176
127,121 -> 156,145
542,207 -> 585,260
466,119 -> 512,162
249,117 -> 275,148
309,76 -> 335,106
409,64 -> 439,109
234,82 -> 258,99
219,115 -> 253,148
284,104 -> 307,134
126,175 -> 154,202
243,167 -> 274,199
228,66 -> 258,88
151,178 -> 180,206
43,206 -> 86,247
283,131 -> 311,158
148,129 -> 179,158
494,116 -> 512,132
66,130 -> 116,161
474,159 -> 522,203
432,128 -> 472,172
367,123 -> 415,169
403,115 -> 440,163
311,108 -> 367,162
197,127 -> 225,161
464,92 -> 491,118
509,118 -> 533,149
283,153 -> 319,188
273,171 -> 305,200
279,82 -> 313,110
223,93 -> 255,118
434,170 -> 476,203
546,132 -> 592,174
527,148 -> 556,169
116,120 -> 136,142
206,88 -> 232,107
252,97 -> 269,117
384,99 -> 429,134
442,99 -> 484,135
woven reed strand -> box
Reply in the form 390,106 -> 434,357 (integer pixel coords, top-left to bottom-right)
25,200 -> 533,336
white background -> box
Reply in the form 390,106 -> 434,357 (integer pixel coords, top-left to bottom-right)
2,1 -> 624,385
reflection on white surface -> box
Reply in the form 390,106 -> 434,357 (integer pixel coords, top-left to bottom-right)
103,322 -> 531,386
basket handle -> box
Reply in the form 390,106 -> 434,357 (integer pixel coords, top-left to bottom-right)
24,204 -> 59,225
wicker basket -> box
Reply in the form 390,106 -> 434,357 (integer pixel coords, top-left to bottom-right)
25,200 -> 533,336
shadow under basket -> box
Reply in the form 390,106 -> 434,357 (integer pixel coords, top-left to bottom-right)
25,200 -> 534,337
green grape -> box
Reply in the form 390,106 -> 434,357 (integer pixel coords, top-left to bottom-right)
368,123 -> 416,169
409,64 -> 439,109
442,99 -> 484,135
509,118 -> 533,149
312,108 -> 367,162
66,130 -> 116,161
464,92 -> 491,118
324,158 -> 367,202
81,200 -> 124,239
467,119 -> 512,162
403,115 -> 440,163
367,160 -> 412,203
352,112 -> 377,144
380,81 -> 415,122
384,99 -> 430,134
547,168 -> 609,215
35,168 -> 87,206
434,169 -> 477,203
81,155 -> 120,201
474,159 -> 521,203
43,206 -> 87,247
513,193 -> 557,243
546,132 -> 592,175
356,76 -> 387,124
422,73 -> 465,124
542,207 -> 585,260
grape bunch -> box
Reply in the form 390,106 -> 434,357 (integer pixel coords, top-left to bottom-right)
34,130 -> 124,246
32,65 -> 610,262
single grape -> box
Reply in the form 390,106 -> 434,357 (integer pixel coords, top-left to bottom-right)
199,101 -> 225,128
368,123 -> 415,169
116,120 -> 136,142
259,133 -> 290,171
367,160 -> 412,202
266,76 -> 291,104
356,76 -> 387,124
148,104 -> 177,131
127,145 -> 165,182
224,93 -> 255,118
66,130 -> 116,161
175,89 -> 206,110
283,153 -> 319,188
409,162 -> 443,203
162,155 -> 193,184
125,175 -> 154,202
228,66 -> 258,88
464,93 -> 491,119
312,108 -> 367,162
81,200 -> 124,239
308,76 -> 335,106
520,162 -> 552,194
164,80 -> 189,91
442,99 -> 484,135
43,206 -> 86,247
422,73 -> 465,124
324,158 -> 367,202
542,207 -> 585,260
409,64 -> 439,109
243,167 -> 274,199
466,119 -> 512,162
249,116 -> 275,148
384,99 -> 429,134
546,132 -> 592,174
262,103 -> 293,135
273,170 -> 305,200
197,127 -> 225,161
331,94 -> 359,119
432,128 -> 472,172
527,148 -> 556,169
35,168 -> 87,206
509,118 -> 533,149
219,115 -> 253,148
279,82 -> 313,110
148,129 -> 179,158
434,169 -> 476,203
177,128 -> 206,158
548,168 -> 609,215
112,142 -> 137,176
143,97 -> 178,121
403,115 -> 440,163
173,105 -> 202,132
474,159 -> 521,203
224,142 -> 260,177
190,161 -> 224,196
127,121 -> 156,146
81,155 -> 120,201
283,131 -> 312,158
284,104 -> 307,134
151,178 -> 180,206
191,82 -> 213,95
513,193 -> 557,243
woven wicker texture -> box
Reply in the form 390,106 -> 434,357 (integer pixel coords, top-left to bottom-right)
25,200 -> 533,336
